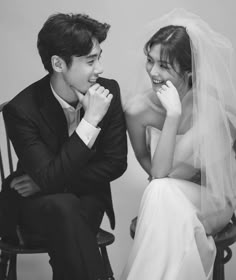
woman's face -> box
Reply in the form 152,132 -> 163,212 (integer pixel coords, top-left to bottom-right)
146,44 -> 188,98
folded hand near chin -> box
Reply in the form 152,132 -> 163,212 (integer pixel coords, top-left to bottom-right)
10,174 -> 41,197
71,83 -> 113,127
156,80 -> 182,118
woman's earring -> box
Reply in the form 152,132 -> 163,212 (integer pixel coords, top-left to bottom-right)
188,73 -> 192,87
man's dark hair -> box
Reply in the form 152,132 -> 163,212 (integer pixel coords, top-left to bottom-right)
37,13 -> 110,74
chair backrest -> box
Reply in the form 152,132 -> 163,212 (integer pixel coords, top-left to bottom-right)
0,102 -> 26,244
0,102 -> 15,186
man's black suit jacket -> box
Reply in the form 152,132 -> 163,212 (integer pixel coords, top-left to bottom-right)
3,74 -> 127,230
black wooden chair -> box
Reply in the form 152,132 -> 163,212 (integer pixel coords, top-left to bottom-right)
130,211 -> 236,280
0,102 -> 115,280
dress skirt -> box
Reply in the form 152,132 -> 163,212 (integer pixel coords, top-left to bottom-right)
121,178 -> 216,280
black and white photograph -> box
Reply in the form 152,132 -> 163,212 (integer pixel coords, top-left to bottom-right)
1,0 -> 236,279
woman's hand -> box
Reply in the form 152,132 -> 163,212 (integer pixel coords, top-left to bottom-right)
156,81 -> 182,117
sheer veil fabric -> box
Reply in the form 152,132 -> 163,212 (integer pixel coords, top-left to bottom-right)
124,8 -> 236,230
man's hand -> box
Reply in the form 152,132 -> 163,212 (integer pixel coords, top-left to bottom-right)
72,83 -> 113,127
10,175 -> 41,197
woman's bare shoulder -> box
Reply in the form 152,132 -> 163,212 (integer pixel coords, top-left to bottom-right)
125,94 -> 148,115
125,94 -> 165,129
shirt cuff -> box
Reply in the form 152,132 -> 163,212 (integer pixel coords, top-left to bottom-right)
76,118 -> 101,148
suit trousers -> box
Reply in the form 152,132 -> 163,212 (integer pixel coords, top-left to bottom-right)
18,192 -> 106,280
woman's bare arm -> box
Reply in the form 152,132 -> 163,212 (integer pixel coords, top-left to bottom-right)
151,115 -> 180,178
126,111 -> 151,175
151,81 -> 182,178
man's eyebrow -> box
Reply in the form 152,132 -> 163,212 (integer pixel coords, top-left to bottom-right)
86,50 -> 102,59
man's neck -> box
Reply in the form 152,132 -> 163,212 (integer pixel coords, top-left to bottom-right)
69,101 -> 79,109
50,74 -> 78,106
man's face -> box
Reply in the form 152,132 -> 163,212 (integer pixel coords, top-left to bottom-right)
63,40 -> 103,95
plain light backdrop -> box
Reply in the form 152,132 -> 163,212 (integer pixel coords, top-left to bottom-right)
1,0 -> 236,279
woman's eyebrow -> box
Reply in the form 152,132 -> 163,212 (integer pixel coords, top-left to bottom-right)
146,53 -> 154,59
159,60 -> 169,64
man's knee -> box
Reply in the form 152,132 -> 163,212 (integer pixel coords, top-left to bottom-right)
41,193 -> 80,220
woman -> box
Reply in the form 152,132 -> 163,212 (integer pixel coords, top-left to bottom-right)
121,9 -> 236,280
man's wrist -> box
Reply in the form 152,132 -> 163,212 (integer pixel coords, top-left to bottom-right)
83,114 -> 100,127
76,118 -> 101,148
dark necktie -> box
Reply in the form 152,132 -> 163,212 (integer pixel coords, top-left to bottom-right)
80,107 -> 84,121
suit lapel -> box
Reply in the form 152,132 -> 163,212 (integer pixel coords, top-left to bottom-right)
39,76 -> 68,144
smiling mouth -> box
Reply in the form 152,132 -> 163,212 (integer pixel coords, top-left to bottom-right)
152,79 -> 165,85
89,78 -> 98,84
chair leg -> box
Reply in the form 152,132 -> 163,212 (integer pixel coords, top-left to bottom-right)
0,252 -> 9,280
213,248 -> 224,280
100,246 -> 115,280
6,255 -> 17,280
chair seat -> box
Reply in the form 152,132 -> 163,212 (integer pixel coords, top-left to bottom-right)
214,221 -> 236,247
96,228 -> 115,247
0,239 -> 47,254
0,228 -> 114,255
130,217 -> 137,240
130,216 -> 236,249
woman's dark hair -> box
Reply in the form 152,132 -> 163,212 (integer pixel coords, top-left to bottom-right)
144,25 -> 192,86
37,13 -> 110,74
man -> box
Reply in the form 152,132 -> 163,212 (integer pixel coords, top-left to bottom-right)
3,13 -> 127,280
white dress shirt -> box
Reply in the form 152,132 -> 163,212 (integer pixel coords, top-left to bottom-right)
50,84 -> 101,148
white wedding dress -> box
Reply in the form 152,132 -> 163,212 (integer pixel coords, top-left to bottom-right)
121,126 -> 216,280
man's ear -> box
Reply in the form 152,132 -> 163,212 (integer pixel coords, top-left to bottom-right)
51,55 -> 65,73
